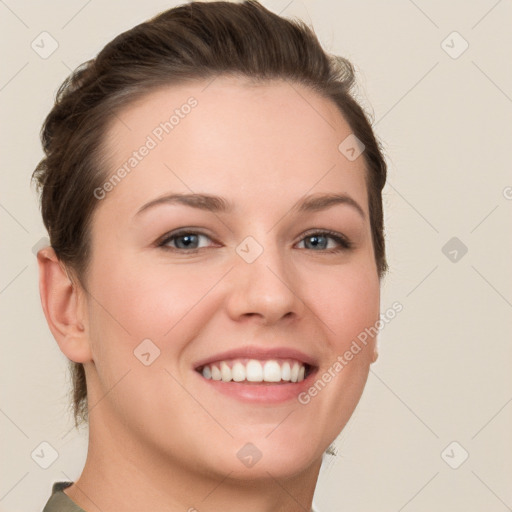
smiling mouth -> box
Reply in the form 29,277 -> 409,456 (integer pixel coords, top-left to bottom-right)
195,358 -> 315,384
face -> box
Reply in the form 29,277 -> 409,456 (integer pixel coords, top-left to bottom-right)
81,76 -> 380,480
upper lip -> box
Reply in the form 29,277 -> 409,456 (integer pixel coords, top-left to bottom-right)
193,345 -> 319,370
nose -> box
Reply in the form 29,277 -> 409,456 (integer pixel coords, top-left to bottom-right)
224,240 -> 305,325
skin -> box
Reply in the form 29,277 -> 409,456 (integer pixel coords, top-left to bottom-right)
38,76 -> 380,512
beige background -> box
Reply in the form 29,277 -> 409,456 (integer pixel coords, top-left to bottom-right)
1,0 -> 511,510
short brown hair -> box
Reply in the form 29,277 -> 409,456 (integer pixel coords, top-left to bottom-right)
32,0 -> 387,428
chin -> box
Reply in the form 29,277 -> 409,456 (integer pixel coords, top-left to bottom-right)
200,431 -> 326,481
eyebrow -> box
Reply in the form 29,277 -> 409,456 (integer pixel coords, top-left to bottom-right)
135,192 -> 365,219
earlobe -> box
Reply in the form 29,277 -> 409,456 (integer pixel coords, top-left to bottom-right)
37,246 -> 93,364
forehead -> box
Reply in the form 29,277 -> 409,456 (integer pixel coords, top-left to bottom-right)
98,76 -> 368,218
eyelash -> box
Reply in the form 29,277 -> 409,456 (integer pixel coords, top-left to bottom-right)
156,229 -> 353,254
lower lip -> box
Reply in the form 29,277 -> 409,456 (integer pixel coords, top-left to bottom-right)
195,370 -> 317,404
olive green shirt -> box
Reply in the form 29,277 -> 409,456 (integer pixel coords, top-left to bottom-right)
42,481 -> 319,511
42,482 -> 84,512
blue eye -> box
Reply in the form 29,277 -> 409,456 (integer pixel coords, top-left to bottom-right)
157,229 -> 352,253
297,231 -> 352,252
158,231 -> 213,251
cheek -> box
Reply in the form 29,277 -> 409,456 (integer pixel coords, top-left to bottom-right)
84,255 -> 206,410
87,244 -> 380,367
286,263 -> 379,451
303,260 -> 380,349
88,251 -> 217,342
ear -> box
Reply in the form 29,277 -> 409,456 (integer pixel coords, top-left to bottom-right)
37,246 -> 93,363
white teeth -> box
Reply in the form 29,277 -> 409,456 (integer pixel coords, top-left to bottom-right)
211,365 -> 222,380
290,362 -> 300,383
199,358 -> 308,383
231,361 -> 246,382
220,362 -> 232,382
246,360 -> 263,382
263,360 -> 282,382
281,362 -> 291,381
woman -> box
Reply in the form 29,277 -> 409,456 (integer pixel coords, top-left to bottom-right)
34,1 -> 387,510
